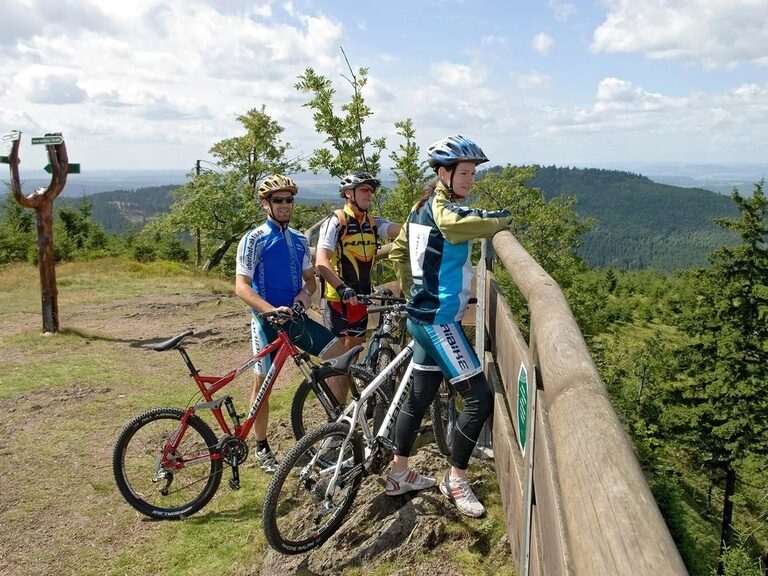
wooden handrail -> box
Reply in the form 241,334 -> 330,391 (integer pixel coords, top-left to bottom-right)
488,230 -> 687,575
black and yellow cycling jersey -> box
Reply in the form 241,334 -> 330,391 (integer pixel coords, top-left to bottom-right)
317,205 -> 380,303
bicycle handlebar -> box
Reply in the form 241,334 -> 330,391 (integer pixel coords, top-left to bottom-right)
258,302 -> 306,323
365,297 -> 477,314
356,293 -> 406,305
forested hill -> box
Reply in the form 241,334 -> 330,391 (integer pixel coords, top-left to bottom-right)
57,185 -> 179,233
47,166 -> 743,272
522,166 -> 740,271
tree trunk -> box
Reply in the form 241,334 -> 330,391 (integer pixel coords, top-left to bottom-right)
203,237 -> 235,271
36,198 -> 59,333
195,227 -> 201,267
716,466 -> 737,575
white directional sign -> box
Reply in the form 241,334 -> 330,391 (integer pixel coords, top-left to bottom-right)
2,131 -> 21,143
31,135 -> 64,145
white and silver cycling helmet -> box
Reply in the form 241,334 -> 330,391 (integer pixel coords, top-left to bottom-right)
339,172 -> 381,197
427,135 -> 489,169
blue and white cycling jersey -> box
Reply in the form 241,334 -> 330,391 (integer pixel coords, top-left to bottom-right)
235,219 -> 312,309
405,183 -> 512,325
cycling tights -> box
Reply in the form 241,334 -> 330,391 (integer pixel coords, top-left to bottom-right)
393,369 -> 493,470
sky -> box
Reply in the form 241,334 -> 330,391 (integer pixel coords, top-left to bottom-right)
2,0 -> 768,175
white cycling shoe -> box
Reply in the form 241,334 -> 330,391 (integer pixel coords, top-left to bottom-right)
385,467 -> 436,496
439,471 -> 485,518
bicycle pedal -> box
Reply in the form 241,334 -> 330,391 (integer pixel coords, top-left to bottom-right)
375,435 -> 396,451
228,478 -> 241,490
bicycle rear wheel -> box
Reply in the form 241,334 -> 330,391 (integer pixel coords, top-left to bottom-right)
431,381 -> 461,457
113,407 -> 222,519
263,421 -> 364,554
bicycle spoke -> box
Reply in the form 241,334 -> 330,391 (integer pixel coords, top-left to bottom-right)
263,422 -> 363,554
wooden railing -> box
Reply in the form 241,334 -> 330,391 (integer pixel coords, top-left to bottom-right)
479,231 -> 688,576
302,219 -> 687,575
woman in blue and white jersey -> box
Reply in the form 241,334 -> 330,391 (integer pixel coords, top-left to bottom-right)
385,136 -> 513,518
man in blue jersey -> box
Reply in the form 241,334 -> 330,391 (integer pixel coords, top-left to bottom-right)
235,174 -> 347,472
385,136 -> 513,517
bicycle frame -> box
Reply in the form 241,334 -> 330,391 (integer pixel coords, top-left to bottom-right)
160,318 -> 316,470
311,340 -> 417,499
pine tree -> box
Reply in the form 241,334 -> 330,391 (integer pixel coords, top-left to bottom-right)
662,181 -> 768,575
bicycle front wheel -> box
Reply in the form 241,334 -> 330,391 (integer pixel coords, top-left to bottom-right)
113,407 -> 222,520
263,421 -> 364,554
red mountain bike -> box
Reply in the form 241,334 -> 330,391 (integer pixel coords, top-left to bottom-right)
112,305 -> 368,520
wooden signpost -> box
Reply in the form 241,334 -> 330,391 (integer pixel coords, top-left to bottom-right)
2,130 -> 79,333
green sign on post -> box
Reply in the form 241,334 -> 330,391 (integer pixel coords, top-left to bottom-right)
44,163 -> 80,174
517,364 -> 529,453
31,135 -> 63,146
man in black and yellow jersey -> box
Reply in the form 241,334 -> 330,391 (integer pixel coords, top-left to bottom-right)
316,172 -> 402,352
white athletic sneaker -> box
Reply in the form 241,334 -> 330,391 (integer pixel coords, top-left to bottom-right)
439,471 -> 485,517
254,447 -> 279,473
385,467 -> 436,496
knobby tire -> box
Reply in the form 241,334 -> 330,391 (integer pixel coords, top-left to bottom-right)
113,407 -> 222,520
262,421 -> 364,554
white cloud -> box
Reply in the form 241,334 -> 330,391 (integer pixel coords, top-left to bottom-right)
532,33 -> 554,56
534,76 -> 768,165
430,61 -> 481,87
517,72 -> 552,89
591,0 -> 768,68
17,69 -> 87,104
548,0 -> 576,22
595,77 -> 686,112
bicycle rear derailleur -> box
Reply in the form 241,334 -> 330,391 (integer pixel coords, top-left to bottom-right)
218,435 -> 249,490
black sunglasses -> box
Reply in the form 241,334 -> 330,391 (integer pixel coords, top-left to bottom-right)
269,196 -> 294,204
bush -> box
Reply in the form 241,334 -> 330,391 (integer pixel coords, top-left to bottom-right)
133,244 -> 157,263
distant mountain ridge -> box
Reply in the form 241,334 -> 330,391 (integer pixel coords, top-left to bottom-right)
525,166 -> 739,271
14,166 -> 743,272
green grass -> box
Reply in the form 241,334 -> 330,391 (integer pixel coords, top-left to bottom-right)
0,258 -> 516,576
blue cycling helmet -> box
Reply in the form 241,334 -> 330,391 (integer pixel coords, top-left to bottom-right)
427,135 -> 489,169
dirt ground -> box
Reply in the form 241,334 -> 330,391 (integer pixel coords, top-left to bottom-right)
0,284 -> 512,576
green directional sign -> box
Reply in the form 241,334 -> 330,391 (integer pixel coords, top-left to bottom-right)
0,156 -> 10,164
517,363 -> 529,453
44,163 -> 80,174
2,131 -> 21,143
32,135 -> 64,146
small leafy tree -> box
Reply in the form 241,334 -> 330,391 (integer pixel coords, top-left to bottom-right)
295,49 -> 386,179
162,107 -> 301,270
662,181 -> 768,575
209,105 -> 302,194
0,190 -> 35,263
164,170 -> 256,270
55,198 -> 108,260
381,119 -> 430,223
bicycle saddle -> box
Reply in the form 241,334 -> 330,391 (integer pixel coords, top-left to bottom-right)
324,345 -> 364,371
148,330 -> 194,352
